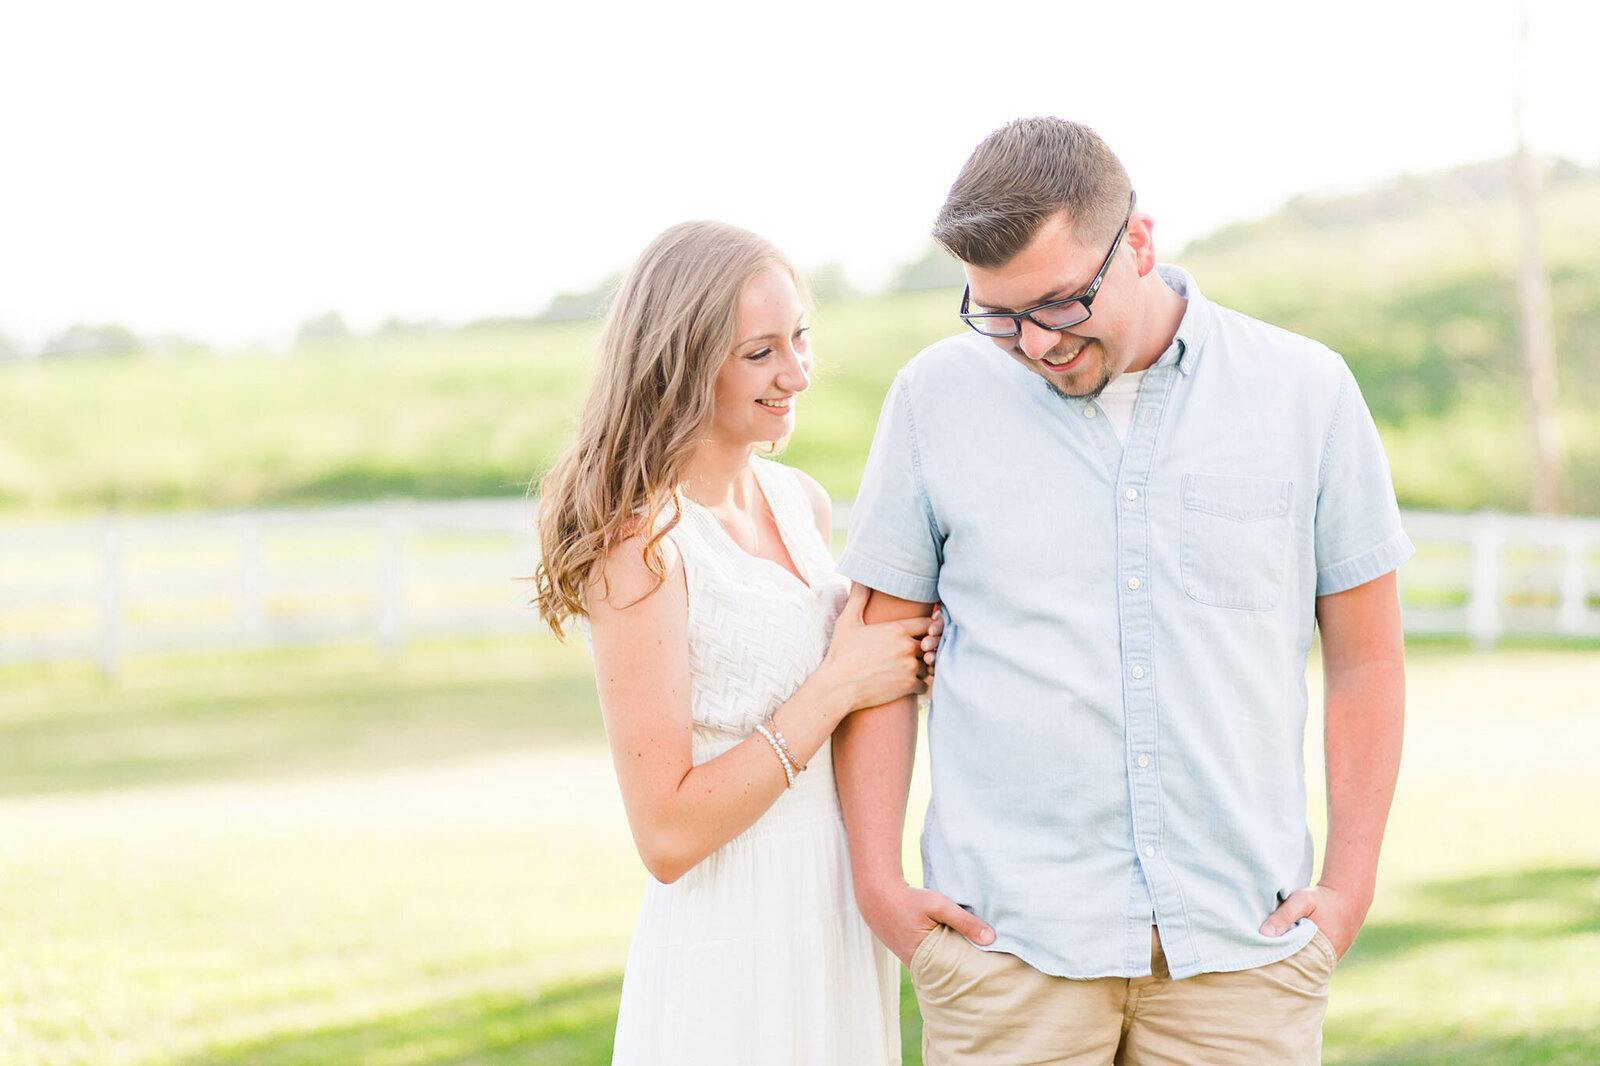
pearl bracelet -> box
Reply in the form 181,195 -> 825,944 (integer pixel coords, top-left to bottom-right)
764,715 -> 806,773
754,722 -> 797,788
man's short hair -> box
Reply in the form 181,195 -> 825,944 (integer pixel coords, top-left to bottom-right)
934,117 -> 1133,268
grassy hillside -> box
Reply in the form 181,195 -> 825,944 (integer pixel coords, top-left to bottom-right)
0,291 -> 958,517
0,321 -> 599,514
2,159 -> 1597,517
1177,158 -> 1600,512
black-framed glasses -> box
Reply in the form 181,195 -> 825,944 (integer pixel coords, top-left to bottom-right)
958,192 -> 1136,338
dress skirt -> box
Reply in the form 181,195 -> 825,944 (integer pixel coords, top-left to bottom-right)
610,738 -> 901,1065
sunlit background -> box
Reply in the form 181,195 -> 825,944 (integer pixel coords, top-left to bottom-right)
3,0 -> 1598,346
2,2 -> 1598,1064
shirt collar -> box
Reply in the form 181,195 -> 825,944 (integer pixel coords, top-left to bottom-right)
1153,264 -> 1212,376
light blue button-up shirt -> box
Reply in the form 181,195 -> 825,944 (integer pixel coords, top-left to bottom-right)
838,266 -> 1413,980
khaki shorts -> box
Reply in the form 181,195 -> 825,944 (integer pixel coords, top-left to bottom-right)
910,925 -> 1336,1065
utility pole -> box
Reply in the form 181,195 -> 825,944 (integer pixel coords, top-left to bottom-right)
1513,0 -> 1565,513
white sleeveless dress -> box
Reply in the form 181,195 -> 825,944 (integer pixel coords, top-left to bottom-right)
608,457 -> 901,1066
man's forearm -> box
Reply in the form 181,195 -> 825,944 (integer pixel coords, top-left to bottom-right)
830,587 -> 995,962
833,694 -> 918,904
1319,656 -> 1405,911
1312,571 -> 1406,947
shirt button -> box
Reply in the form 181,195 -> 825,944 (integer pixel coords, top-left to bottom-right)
1127,576 -> 1141,591
1131,665 -> 1145,679
1084,405 -> 1098,419
1137,754 -> 1151,769
1125,488 -> 1138,501
1143,844 -> 1156,858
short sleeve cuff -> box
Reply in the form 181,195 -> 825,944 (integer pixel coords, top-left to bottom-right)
1316,530 -> 1415,596
837,550 -> 940,604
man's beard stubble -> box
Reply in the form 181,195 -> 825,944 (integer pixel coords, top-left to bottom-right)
1042,346 -> 1113,403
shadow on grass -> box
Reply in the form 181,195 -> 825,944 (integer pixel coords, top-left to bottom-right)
1330,1026 -> 1600,1066
1328,866 -> 1600,1064
184,974 -> 623,1066
1343,866 -> 1600,968
0,638 -> 605,797
172,869 -> 1599,1065
181,972 -> 933,1066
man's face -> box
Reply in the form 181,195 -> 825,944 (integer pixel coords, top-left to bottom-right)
964,211 -> 1138,401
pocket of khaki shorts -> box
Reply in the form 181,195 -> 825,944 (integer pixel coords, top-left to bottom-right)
1310,928 -> 1339,972
1268,927 -> 1338,995
909,924 -> 947,982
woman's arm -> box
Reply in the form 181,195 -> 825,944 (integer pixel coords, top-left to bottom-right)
589,531 -> 931,884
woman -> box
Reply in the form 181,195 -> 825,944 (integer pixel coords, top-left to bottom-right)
534,220 -> 933,1064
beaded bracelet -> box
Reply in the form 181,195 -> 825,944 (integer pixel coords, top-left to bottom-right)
764,715 -> 807,773
753,722 -> 797,788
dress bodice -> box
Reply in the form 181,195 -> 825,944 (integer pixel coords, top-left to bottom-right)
665,458 -> 850,760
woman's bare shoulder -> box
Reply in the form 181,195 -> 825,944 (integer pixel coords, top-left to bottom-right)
589,524 -> 685,618
786,466 -> 833,543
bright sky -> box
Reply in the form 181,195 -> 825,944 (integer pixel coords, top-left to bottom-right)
2,0 -> 1595,348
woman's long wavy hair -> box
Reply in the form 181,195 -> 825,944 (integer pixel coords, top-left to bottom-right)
534,220 -> 797,638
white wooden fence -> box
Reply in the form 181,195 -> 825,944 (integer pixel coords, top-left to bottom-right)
1,502 -> 1597,676
1398,510 -> 1600,645
0,499 -> 542,676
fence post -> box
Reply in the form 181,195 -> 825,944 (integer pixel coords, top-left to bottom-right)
238,514 -> 264,645
1557,525 -> 1588,636
376,502 -> 408,657
97,516 -> 123,678
1465,512 -> 1503,648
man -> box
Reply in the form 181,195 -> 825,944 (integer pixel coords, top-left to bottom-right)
832,117 -> 1411,1064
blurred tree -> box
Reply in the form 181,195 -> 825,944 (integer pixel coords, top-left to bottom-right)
537,274 -> 620,323
806,262 -> 858,303
141,333 -> 210,358
0,330 -> 21,361
461,315 -> 538,332
375,317 -> 446,338
41,323 -> 140,358
295,311 -> 352,346
1513,0 -> 1564,513
890,243 -> 965,292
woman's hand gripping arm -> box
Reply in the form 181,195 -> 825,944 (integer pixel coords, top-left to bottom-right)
590,534 -> 933,884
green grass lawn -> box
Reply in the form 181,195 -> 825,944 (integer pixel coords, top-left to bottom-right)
2,638 -> 1597,1064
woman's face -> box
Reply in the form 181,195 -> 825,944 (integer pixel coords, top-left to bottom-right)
707,265 -> 811,450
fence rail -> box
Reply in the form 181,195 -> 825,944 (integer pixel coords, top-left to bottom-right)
1399,509 -> 1600,644
0,499 -> 542,675
2,501 -> 1597,676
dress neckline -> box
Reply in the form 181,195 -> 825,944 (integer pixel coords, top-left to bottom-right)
678,461 -> 812,591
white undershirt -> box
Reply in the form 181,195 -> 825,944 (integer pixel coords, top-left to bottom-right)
1096,368 -> 1146,445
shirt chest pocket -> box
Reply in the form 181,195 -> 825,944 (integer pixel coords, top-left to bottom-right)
1180,474 -> 1293,611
